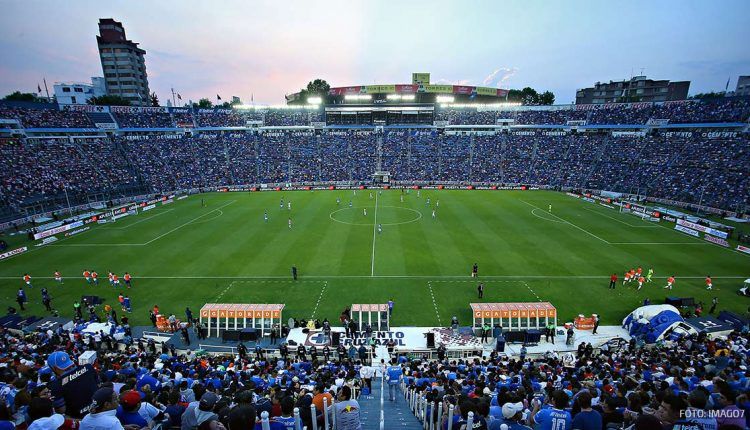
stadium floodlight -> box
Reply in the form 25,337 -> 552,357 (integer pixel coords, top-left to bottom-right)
386,94 -> 401,100
436,95 -> 455,103
307,96 -> 322,105
401,94 -> 416,101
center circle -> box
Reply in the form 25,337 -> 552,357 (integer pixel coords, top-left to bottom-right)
329,205 -> 423,226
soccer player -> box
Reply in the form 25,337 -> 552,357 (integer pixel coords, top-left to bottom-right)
369,192 -> 373,199
288,201 -> 291,210
636,267 -> 643,277
363,208 -> 367,216
54,270 -> 63,285
83,270 -> 91,285
477,283 -> 484,299
705,275 -> 713,290
112,273 -> 120,288
548,204 -> 552,213
436,200 -> 439,208
400,194 -> 404,203
417,190 -> 420,198
472,263 -> 478,278
288,218 -> 292,229
646,267 -> 654,282
336,197 -> 341,206
348,201 -> 353,208
264,211 -> 268,222
637,275 -> 645,291
118,293 -> 125,311
664,275 -> 675,290
91,271 -> 99,286
609,273 -> 617,289
123,295 -> 132,313
628,268 -> 636,283
108,272 -> 114,287
124,272 -> 132,289
377,224 -> 382,234
279,198 -> 284,210
426,197 -> 430,206
23,273 -> 32,288
432,209 -> 436,219
622,270 -> 630,286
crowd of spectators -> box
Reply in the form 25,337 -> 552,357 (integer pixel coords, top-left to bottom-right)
0,107 -> 93,128
2,131 -> 748,215
1,301 -> 749,430
400,330 -> 750,430
434,98 -> 750,126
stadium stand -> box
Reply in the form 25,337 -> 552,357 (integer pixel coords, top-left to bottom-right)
0,98 -> 748,222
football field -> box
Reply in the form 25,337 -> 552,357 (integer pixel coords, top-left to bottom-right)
1,190 -> 748,326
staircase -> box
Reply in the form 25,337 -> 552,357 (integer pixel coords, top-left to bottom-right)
358,378 -> 423,430
86,112 -> 117,128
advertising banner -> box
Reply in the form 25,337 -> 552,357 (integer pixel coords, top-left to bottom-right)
674,224 -> 700,237
424,84 -> 454,93
395,84 -> 419,93
364,85 -> 396,94
33,221 -> 84,240
704,235 -> 729,247
0,246 -> 27,260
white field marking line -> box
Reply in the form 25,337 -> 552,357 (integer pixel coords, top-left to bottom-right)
142,200 -> 236,245
4,275 -> 746,280
530,208 -> 566,223
371,192 -> 379,277
427,282 -> 442,325
214,281 -> 236,301
523,281 -> 543,302
49,200 -> 236,247
188,210 -> 224,225
105,209 -> 175,230
310,281 -> 328,319
520,200 -> 610,244
329,205 -> 422,226
582,207 -> 659,228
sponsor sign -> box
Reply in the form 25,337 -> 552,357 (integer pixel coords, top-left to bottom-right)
662,215 -> 677,222
424,84 -> 454,93
142,204 -> 156,212
565,192 -> 580,199
162,199 -> 174,205
36,236 -> 58,246
599,203 -> 615,209
0,246 -> 27,260
64,226 -> 90,237
453,85 -> 474,95
34,221 -> 84,240
364,85 -> 396,94
177,195 -> 188,200
612,131 -> 647,137
395,84 -> 419,93
737,245 -> 750,255
110,106 -> 168,114
675,224 -> 700,237
704,235 -> 729,247
677,219 -> 728,239
582,197 -> 595,203
112,212 -> 130,221
95,123 -> 118,130
97,219 -> 109,224
64,105 -> 109,113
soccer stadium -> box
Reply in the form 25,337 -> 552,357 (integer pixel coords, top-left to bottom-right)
1,3 -> 750,430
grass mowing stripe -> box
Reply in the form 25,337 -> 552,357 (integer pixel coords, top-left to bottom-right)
371,192 -> 378,276
143,200 -> 236,245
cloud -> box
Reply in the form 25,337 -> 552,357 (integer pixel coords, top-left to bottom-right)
482,67 -> 518,86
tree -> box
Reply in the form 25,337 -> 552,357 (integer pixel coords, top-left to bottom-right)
192,98 -> 213,108
519,87 -> 539,105
306,79 -> 331,97
88,95 -> 131,106
3,91 -> 42,102
150,92 -> 160,107
690,91 -> 726,100
538,91 -> 555,105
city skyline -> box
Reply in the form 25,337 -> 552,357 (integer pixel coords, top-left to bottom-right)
1,0 -> 749,105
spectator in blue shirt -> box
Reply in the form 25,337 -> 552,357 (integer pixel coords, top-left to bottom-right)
532,390 -> 571,430
571,391 -> 602,430
386,360 -> 402,401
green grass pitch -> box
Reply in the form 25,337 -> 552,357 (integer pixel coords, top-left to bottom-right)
1,190 -> 748,326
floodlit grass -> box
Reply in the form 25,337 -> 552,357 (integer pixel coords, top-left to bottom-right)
1,190 -> 747,326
